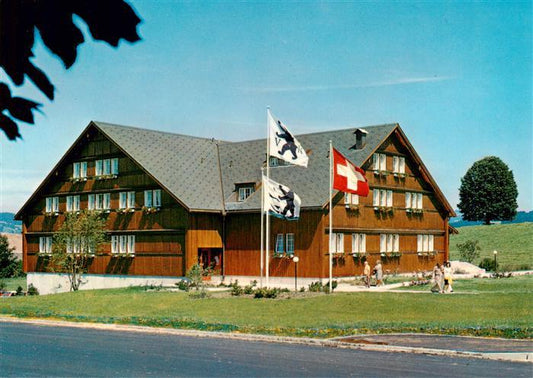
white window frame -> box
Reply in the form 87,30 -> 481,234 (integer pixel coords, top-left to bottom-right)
373,153 -> 387,171
417,234 -> 435,252
286,233 -> 294,255
80,161 -> 87,178
153,189 -> 161,208
344,193 -> 359,206
95,160 -> 103,176
45,197 -> 59,213
144,190 -> 161,208
103,159 -> 111,175
103,193 -> 111,210
238,186 -> 253,202
127,191 -> 135,208
73,162 -> 80,178
88,194 -> 95,210
127,235 -> 135,255
120,191 -> 135,210
39,236 -> 52,254
111,235 -> 119,254
330,233 -> 344,253
392,156 -> 405,174
275,234 -> 284,254
351,233 -> 366,253
66,196 -> 73,212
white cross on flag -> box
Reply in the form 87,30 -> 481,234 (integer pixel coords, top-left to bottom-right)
332,147 -> 369,196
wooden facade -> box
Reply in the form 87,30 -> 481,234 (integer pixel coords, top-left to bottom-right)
17,122 -> 455,282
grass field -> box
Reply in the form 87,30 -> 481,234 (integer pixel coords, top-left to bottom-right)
449,223 -> 532,271
0,277 -> 26,291
1,275 -> 531,339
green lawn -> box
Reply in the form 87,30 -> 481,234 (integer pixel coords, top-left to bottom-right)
450,223 -> 533,271
1,275 -> 531,339
0,277 -> 26,291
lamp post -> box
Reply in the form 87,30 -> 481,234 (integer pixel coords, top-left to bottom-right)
493,250 -> 498,271
292,256 -> 299,292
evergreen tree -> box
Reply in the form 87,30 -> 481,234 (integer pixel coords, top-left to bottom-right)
0,234 -> 19,278
458,156 -> 518,225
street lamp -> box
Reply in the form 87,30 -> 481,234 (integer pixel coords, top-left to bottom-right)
292,256 -> 299,292
493,250 -> 498,271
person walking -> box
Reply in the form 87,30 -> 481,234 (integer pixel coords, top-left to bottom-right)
363,261 -> 371,288
444,261 -> 454,293
374,260 -> 383,286
432,263 -> 444,293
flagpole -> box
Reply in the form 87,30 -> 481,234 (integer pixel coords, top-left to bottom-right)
329,140 -> 333,293
260,168 -> 264,288
266,107 -> 271,287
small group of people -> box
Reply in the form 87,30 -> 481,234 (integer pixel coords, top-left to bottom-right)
432,261 -> 454,293
362,260 -> 383,288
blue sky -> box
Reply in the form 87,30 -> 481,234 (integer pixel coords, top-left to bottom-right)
1,0 -> 531,213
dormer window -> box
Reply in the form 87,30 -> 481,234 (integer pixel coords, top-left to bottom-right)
237,184 -> 255,201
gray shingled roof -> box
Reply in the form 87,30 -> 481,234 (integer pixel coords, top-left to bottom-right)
220,124 -> 396,211
95,122 -> 226,212
93,122 -> 396,212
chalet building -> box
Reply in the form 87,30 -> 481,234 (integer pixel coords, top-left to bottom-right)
16,121 -> 456,293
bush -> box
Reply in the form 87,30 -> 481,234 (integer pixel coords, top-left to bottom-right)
0,280 -> 5,292
308,280 -> 337,293
243,281 -> 257,295
186,264 -> 204,291
253,287 -> 279,299
16,286 -> 24,296
27,284 -> 39,296
479,257 -> 499,272
175,279 -> 190,292
456,240 -> 481,263
230,280 -> 244,296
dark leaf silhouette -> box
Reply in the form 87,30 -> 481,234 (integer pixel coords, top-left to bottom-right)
0,0 -> 142,140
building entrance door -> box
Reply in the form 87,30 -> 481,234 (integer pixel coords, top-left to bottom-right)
198,248 -> 223,275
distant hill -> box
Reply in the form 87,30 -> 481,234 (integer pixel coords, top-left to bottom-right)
0,213 -> 21,234
450,210 -> 533,228
449,223 -> 532,271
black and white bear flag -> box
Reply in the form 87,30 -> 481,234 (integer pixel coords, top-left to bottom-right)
263,176 -> 302,220
268,110 -> 309,167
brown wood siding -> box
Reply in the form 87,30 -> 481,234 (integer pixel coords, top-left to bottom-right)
185,213 -> 223,272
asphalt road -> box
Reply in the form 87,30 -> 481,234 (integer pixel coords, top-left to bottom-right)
1,322 -> 531,377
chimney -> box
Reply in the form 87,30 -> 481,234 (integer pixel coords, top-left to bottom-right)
352,128 -> 368,150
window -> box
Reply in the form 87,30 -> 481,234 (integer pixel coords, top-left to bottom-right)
238,186 -> 253,202
119,191 -> 135,209
392,156 -> 405,174
372,153 -> 387,171
66,195 -> 80,212
275,234 -> 284,254
144,189 -> 161,208
73,162 -> 87,179
380,234 -> 399,253
286,233 -> 294,255
405,192 -> 423,210
39,236 -> 52,254
95,158 -> 118,177
91,193 -> 110,210
111,235 -> 135,255
417,234 -> 434,253
373,189 -> 393,208
330,233 -> 344,253
45,197 -> 59,213
351,233 -> 366,253
344,193 -> 359,206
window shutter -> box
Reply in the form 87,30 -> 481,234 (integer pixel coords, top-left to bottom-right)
46,198 -> 52,213
154,189 -> 161,207
73,162 -> 80,178
360,234 -> 366,253
111,236 -> 118,254
66,196 -> 73,212
387,234 -> 393,252
380,234 -> 387,252
386,190 -> 393,207
373,190 -> 379,206
393,234 -> 399,252
127,235 -> 135,254
399,157 -> 405,174
127,192 -> 135,208
417,193 -> 423,209
74,196 -> 80,211
144,190 -> 153,207
429,235 -> 434,252
39,237 -> 45,253
405,192 -> 411,209
81,162 -> 87,177
104,193 -> 111,209
423,235 -> 429,252
88,194 -> 95,210
373,154 -> 379,170
379,154 -> 386,171
103,159 -> 111,175
119,192 -> 126,209
417,235 -> 423,252
329,234 -> 335,253
337,233 -> 344,253
111,158 -> 119,175
380,190 -> 387,207
95,160 -> 103,176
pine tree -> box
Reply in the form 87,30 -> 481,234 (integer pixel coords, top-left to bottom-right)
0,234 -> 18,278
458,156 -> 518,225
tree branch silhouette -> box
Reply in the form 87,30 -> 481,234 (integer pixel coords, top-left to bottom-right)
0,0 -> 142,140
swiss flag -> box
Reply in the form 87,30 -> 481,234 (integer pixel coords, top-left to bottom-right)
332,147 -> 369,196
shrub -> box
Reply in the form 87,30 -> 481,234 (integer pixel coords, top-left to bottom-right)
456,239 -> 481,263
175,279 -> 190,291
16,286 -> 24,296
27,284 -> 39,295
230,280 -> 244,296
308,281 -> 337,293
253,287 -> 278,299
0,280 -> 5,292
479,257 -> 499,272
186,264 -> 204,291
